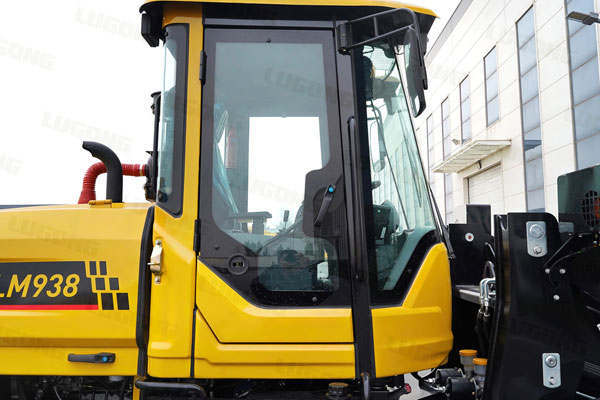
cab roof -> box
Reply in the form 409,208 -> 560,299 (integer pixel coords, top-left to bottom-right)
141,0 -> 437,18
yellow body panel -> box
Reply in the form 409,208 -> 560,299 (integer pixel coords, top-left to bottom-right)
142,0 -> 437,17
196,261 -> 354,343
372,244 -> 453,377
193,311 -> 355,379
146,3 -> 204,377
194,244 -> 451,379
0,204 -> 149,375
0,347 -> 138,376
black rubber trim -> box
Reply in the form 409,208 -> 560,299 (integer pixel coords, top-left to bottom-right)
190,308 -> 197,378
136,206 -> 155,377
135,381 -> 206,398
155,24 -> 188,217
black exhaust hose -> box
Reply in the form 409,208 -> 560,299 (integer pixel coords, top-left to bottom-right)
82,141 -> 123,203
476,309 -> 488,358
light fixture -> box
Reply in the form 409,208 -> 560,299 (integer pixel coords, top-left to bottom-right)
452,138 -> 460,145
566,11 -> 600,25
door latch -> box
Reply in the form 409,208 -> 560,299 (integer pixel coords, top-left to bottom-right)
148,239 -> 163,283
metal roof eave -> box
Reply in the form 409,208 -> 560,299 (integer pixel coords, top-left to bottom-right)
140,0 -> 438,18
433,140 -> 511,174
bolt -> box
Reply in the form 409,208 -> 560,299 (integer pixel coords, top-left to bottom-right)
545,355 -> 558,368
533,245 -> 543,254
553,294 -> 560,301
559,268 -> 566,275
549,377 -> 556,385
545,268 -> 551,274
529,224 -> 545,238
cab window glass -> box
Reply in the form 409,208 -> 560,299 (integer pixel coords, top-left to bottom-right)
213,41 -> 336,292
361,46 -> 437,304
157,24 -> 187,215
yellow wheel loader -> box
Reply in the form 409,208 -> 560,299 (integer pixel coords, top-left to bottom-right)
1,1 -> 599,399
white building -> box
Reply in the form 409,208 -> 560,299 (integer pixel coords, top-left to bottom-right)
414,0 -> 600,223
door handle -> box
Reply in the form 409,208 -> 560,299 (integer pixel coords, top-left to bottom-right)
148,239 -> 163,283
314,184 -> 336,228
68,352 -> 115,364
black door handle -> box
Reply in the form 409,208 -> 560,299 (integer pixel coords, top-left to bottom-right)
68,352 -> 115,363
314,184 -> 336,228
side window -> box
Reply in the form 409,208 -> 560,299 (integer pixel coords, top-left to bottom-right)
360,45 -> 437,305
157,24 -> 188,215
199,29 -> 350,307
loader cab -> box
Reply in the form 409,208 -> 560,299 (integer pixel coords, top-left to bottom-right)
140,0 -> 452,384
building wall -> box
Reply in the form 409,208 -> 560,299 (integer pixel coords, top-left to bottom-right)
414,0 -> 600,222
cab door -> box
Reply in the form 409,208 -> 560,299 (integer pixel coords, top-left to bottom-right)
345,31 -> 453,379
147,16 -> 203,378
196,27 -> 355,346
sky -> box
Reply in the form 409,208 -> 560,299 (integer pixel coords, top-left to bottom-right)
0,0 -> 459,205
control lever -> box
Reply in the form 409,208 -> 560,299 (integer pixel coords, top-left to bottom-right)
314,184 -> 336,228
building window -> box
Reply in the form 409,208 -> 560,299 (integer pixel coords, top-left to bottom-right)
517,7 -> 545,212
442,98 -> 451,159
426,114 -> 435,191
444,173 -> 454,223
441,98 -> 453,223
460,77 -> 471,142
485,47 -> 499,125
566,0 -> 600,169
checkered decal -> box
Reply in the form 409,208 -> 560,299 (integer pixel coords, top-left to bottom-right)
87,261 -> 129,310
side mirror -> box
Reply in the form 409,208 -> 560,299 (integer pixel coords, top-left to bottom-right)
403,27 -> 427,117
336,8 -> 429,117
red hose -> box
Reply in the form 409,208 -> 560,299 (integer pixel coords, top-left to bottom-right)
78,162 -> 146,204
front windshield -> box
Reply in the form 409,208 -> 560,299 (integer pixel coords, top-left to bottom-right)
361,44 -> 436,303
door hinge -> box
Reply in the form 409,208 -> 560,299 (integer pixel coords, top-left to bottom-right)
199,51 -> 207,84
193,219 -> 201,253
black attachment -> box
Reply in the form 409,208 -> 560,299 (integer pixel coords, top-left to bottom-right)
466,204 -> 492,235
199,51 -> 207,84
82,141 -> 123,203
135,381 -> 206,399
446,377 -> 475,400
327,382 -> 349,400
141,11 -> 162,47
558,165 -> 600,231
193,219 -> 201,253
68,352 -> 115,364
448,223 -> 494,286
314,184 -> 336,228
434,368 -> 462,386
484,213 -> 600,399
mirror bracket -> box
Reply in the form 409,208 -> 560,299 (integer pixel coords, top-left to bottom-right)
336,8 -> 422,55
